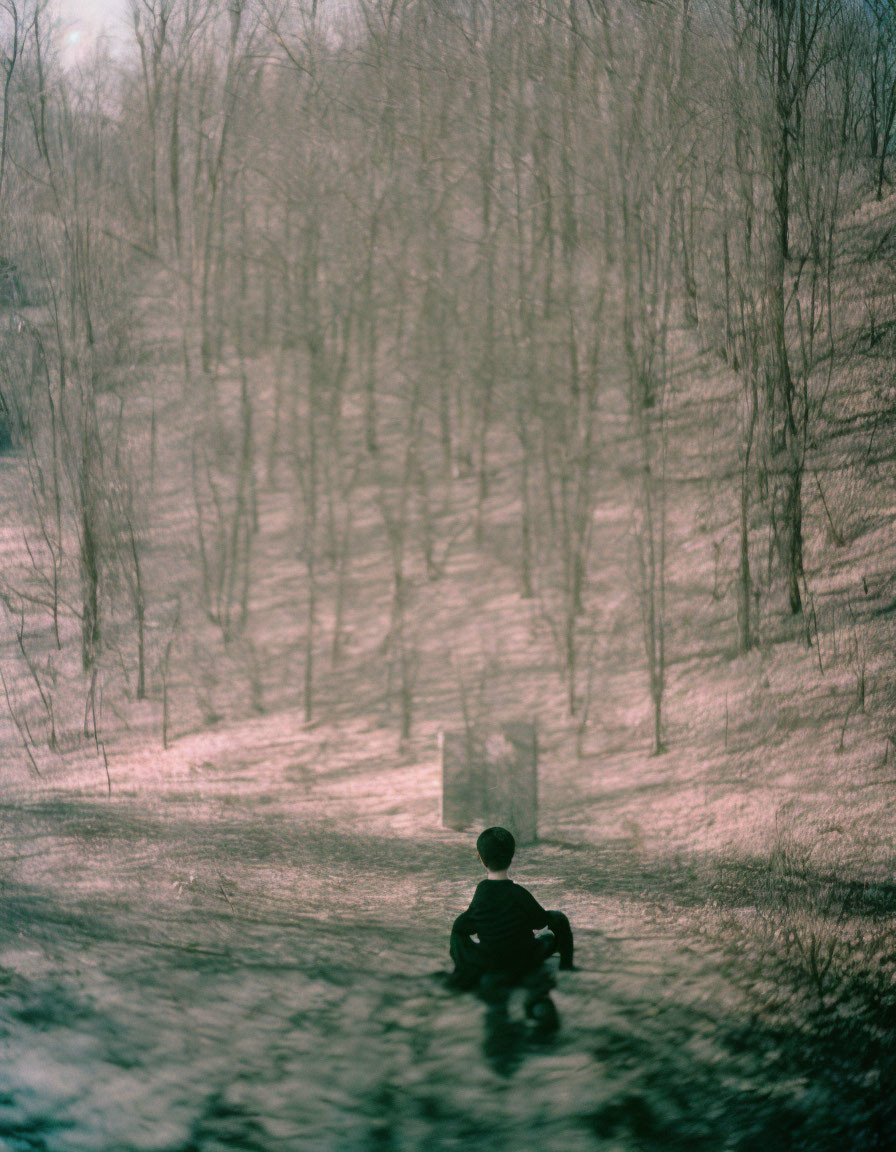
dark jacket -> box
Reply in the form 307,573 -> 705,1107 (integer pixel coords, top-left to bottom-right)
452,879 -> 549,972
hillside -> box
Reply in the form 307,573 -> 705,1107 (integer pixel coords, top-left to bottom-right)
0,178 -> 894,1150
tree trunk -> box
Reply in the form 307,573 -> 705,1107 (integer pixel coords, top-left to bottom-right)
304,558 -> 315,723
784,450 -> 804,615
737,469 -> 753,654
520,442 -> 534,599
81,502 -> 100,672
652,688 -> 663,757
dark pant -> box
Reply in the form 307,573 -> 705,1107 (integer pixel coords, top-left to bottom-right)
449,910 -> 574,989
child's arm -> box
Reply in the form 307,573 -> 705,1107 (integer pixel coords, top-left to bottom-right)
519,886 -> 550,931
519,885 -> 576,968
452,909 -> 475,936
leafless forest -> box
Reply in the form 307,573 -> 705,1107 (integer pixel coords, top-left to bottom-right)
0,0 -> 895,1149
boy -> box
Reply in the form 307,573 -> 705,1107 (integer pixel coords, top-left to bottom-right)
448,827 -> 574,997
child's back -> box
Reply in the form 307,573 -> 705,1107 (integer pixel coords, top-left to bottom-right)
448,827 -> 574,990
452,876 -> 550,974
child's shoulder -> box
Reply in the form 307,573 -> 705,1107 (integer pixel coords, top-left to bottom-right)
510,880 -> 546,907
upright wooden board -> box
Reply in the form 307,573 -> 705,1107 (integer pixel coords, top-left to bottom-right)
440,722 -> 537,843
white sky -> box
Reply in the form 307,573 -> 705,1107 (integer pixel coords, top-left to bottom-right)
52,0 -> 130,63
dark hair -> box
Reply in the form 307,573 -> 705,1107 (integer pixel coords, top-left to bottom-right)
477,826 -> 516,871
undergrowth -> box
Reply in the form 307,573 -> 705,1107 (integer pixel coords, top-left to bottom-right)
714,814 -> 896,1150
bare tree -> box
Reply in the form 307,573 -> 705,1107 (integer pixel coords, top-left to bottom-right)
0,0 -> 32,213
749,0 -> 842,615
862,0 -> 896,199
2,12 -> 155,733
602,0 -> 691,753
130,0 -> 172,254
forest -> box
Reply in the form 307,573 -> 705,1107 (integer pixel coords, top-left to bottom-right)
0,0 -> 894,1149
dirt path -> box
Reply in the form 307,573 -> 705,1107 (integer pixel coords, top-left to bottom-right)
0,730 -> 815,1152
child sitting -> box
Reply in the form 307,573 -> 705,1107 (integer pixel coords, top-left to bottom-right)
448,826 -> 574,996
